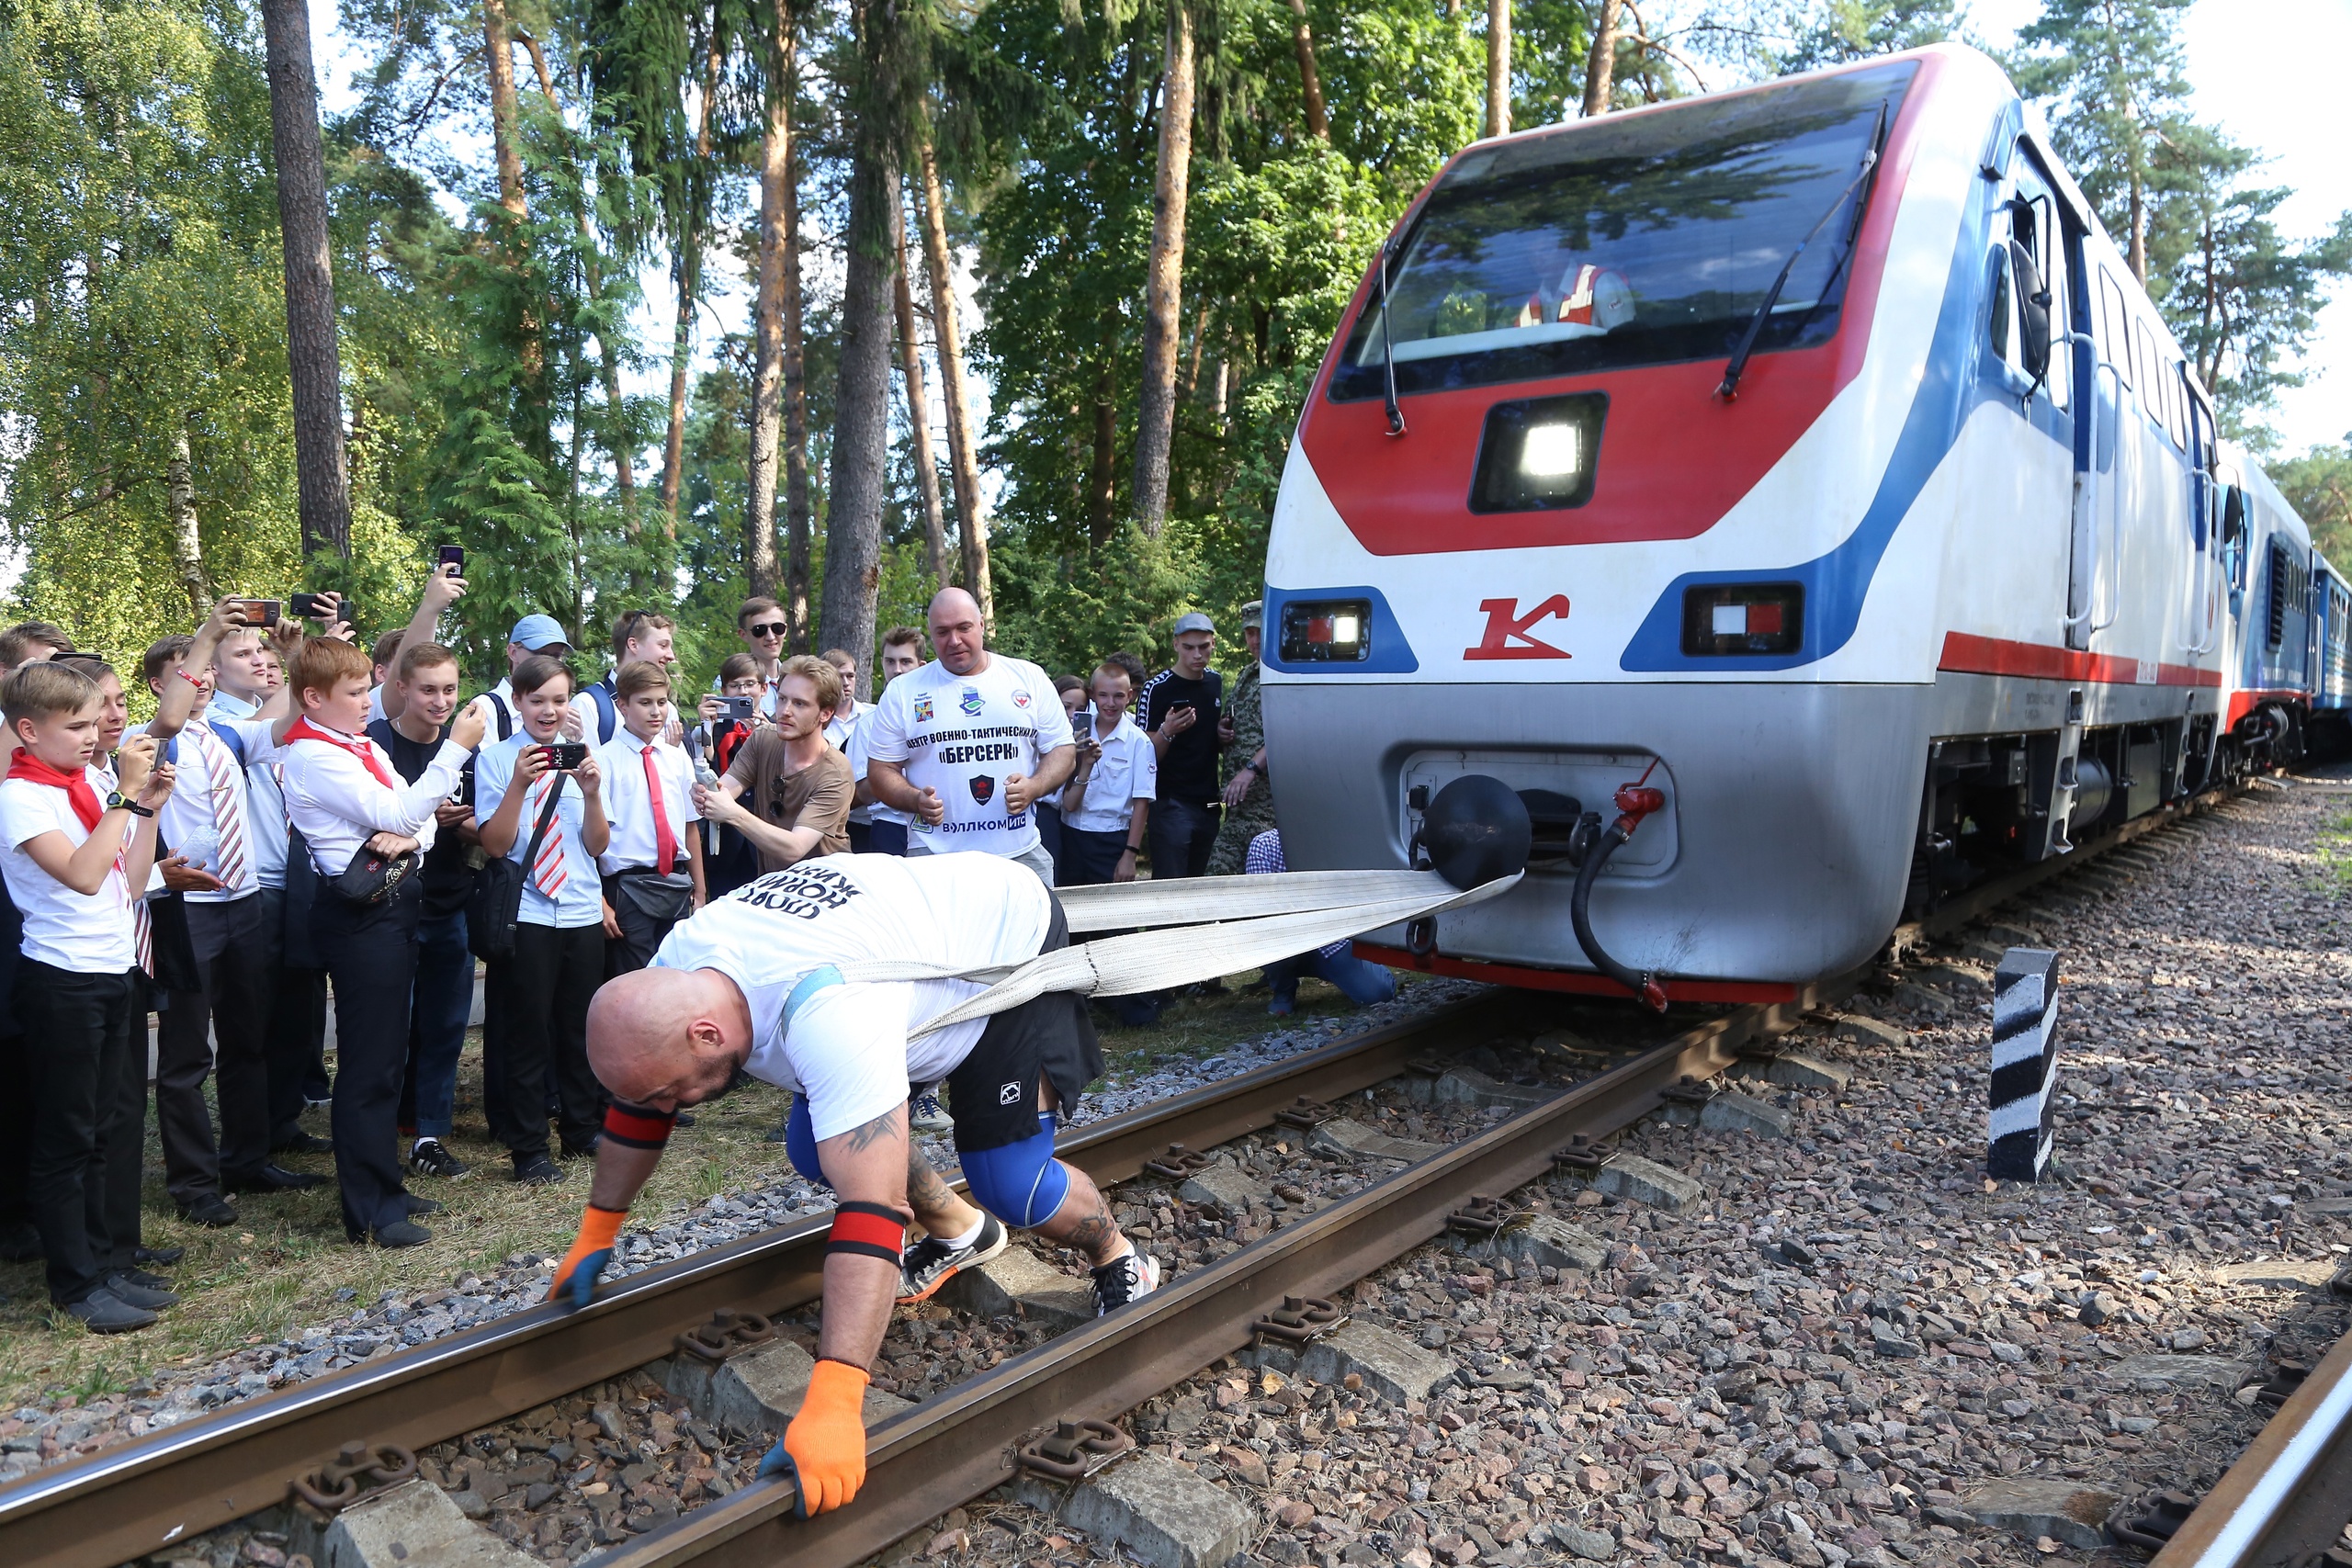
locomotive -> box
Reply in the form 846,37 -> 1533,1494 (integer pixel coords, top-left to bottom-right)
1260,44 -> 2337,1005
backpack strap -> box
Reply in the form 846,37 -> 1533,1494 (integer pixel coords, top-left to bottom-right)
208,720 -> 247,767
584,679 -> 618,745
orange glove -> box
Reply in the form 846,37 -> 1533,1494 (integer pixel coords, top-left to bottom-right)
761,1359 -> 870,1516
547,1204 -> 625,1310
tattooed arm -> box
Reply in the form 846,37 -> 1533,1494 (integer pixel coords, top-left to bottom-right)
813,1102 -> 915,1371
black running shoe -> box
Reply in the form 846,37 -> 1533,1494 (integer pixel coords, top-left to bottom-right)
896,1213 -> 1008,1305
1090,1250 -> 1160,1316
512,1156 -> 566,1186
408,1137 -> 470,1180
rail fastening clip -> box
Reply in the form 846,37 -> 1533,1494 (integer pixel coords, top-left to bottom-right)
1015,1419 -> 1133,1483
1274,1096 -> 1337,1130
289,1439 -> 419,1515
1446,1195 -> 1519,1236
1144,1145 -> 1213,1180
1252,1294 -> 1349,1346
673,1307 -> 778,1364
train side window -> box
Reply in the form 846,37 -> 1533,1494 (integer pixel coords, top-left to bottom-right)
2135,321 -> 2163,423
2098,269 -> 2132,392
2164,362 -> 2188,449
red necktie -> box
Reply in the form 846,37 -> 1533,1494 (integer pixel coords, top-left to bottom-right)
6,752 -> 103,829
642,744 -> 677,874
286,717 -> 398,790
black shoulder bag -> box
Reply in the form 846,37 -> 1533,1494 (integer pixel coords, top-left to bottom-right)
469,773 -> 567,963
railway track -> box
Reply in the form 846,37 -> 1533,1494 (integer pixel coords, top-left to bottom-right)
0,781 -> 2268,1568
2141,1321 -> 2352,1568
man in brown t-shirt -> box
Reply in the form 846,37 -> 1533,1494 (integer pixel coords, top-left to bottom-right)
694,655 -> 853,874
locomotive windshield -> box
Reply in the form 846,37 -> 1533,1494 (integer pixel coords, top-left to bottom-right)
1329,60 -> 1917,400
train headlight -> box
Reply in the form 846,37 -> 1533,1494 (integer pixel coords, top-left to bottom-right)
1680,583 -> 1804,656
1280,598 -> 1373,662
1470,392 -> 1607,513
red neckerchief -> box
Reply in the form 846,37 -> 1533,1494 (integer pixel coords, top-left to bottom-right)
286,717 -> 397,790
6,751 -> 103,830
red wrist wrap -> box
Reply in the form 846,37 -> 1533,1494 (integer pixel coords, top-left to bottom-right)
827,1201 -> 904,1265
603,1102 -> 676,1151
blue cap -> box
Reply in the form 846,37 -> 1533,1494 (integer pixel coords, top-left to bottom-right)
510,615 -> 571,651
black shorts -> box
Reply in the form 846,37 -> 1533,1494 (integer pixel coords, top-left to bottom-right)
941,891 -> 1102,1155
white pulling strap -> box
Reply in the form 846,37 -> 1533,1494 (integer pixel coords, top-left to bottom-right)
1052,869 -> 1457,933
820,870 -> 1521,1040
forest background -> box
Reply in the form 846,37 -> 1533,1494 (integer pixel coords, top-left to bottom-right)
4,0 -> 2348,702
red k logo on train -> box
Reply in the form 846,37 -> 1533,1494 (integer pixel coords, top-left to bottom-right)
1464,596 -> 1572,660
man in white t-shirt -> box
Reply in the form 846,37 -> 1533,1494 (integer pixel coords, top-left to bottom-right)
543,853 -> 1156,1516
861,590 -> 1075,886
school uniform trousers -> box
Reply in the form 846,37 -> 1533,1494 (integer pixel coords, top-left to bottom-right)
20,962 -> 143,1304
485,919 -> 605,1163
313,877 -> 424,1239
154,892 -> 277,1204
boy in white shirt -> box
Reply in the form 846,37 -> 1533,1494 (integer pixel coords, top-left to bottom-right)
279,636 -> 486,1247
1054,661 -> 1157,886
476,655 -> 612,1183
849,627 -> 926,855
820,648 -> 875,852
0,662 -> 178,1331
597,660 -> 706,976
135,609 -> 320,1224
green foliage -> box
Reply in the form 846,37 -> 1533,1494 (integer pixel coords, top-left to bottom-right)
2272,446 -> 2352,567
1770,0 -> 1960,72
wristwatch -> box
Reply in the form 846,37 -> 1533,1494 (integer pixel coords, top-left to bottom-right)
106,792 -> 154,818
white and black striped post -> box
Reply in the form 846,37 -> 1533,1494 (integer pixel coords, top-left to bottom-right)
1989,947 -> 2061,1181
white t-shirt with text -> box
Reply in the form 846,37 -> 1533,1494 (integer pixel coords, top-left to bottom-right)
651,852 -> 1050,1140
861,656 -> 1073,859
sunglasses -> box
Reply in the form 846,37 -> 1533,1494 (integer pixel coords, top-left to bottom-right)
745,622 -> 788,639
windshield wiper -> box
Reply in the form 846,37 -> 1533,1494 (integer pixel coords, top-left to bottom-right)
1378,237 -> 1407,436
1715,101 -> 1888,403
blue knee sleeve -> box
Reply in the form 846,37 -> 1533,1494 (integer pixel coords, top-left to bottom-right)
785,1096 -> 823,1185
959,1114 -> 1069,1229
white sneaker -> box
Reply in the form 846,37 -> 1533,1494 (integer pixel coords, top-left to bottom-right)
1090,1250 -> 1159,1316
896,1213 -> 1008,1305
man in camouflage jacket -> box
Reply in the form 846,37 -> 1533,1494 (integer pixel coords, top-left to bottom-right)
1208,601 -> 1274,875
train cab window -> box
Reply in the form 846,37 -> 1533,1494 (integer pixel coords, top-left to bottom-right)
1987,247 -> 2017,364
1327,60 -> 1917,400
2005,172 -> 2068,406
2136,325 -> 2165,431
2163,362 -> 2188,449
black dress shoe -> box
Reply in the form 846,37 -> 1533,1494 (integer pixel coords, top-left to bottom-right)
225,1164 -> 326,1194
672,1111 -> 696,1129
106,1272 -> 180,1309
178,1195 -> 240,1228
559,1134 -> 603,1159
273,1131 -> 334,1156
134,1244 -> 186,1267
511,1156 -> 565,1186
363,1220 -> 433,1248
64,1288 -> 157,1334
401,1194 -> 445,1216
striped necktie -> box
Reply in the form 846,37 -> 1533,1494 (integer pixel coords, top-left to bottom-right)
191,726 -> 249,892
530,775 -> 569,898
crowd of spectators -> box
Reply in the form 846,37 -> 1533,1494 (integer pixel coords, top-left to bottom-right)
0,577 -> 1380,1336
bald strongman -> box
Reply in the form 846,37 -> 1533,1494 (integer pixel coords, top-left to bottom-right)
545,852 -> 1155,1515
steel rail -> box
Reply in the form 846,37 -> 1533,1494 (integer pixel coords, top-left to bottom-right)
0,991 -> 1532,1568
598,970 -> 1860,1568
2151,1322 -> 2352,1568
